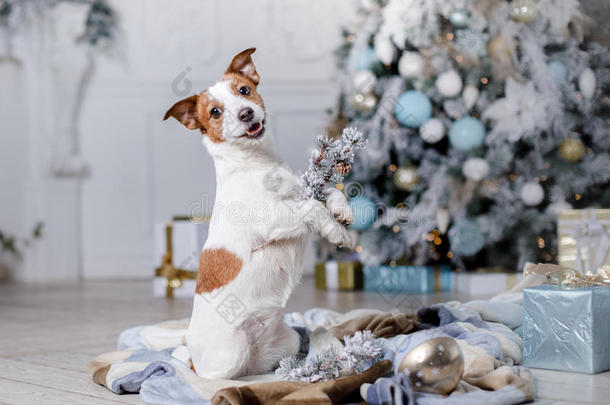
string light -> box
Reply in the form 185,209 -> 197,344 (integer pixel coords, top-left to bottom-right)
389,164 -> 397,172
538,237 -> 545,248
447,251 -> 454,258
481,77 -> 489,85
433,237 -> 442,245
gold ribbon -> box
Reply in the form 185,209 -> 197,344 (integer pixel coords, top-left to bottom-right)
524,263 -> 610,288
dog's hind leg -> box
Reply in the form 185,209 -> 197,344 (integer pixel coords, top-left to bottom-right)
240,315 -> 300,375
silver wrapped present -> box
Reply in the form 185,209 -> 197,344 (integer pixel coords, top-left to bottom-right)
523,284 -> 610,374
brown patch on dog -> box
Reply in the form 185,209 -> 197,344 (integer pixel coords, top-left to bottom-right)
224,73 -> 266,113
196,248 -> 243,294
225,48 -> 260,85
195,91 -> 225,143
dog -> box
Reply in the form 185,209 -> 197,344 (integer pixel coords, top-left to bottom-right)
163,48 -> 355,379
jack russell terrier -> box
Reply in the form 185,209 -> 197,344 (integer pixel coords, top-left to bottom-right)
164,48 -> 355,379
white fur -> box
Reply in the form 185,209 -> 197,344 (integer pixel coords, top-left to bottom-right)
186,78 -> 354,378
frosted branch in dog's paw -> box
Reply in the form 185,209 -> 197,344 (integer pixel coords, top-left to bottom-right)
300,127 -> 367,201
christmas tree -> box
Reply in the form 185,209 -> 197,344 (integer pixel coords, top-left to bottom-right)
332,0 -> 610,270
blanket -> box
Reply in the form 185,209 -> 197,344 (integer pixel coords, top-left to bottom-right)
89,273 -> 543,404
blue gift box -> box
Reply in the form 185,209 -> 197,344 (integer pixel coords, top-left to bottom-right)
363,265 -> 452,293
523,284 -> 610,374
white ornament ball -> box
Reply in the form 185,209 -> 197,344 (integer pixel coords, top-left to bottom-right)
374,35 -> 396,65
462,158 -> 490,182
420,118 -> 445,143
398,51 -> 425,79
436,70 -> 463,98
353,70 -> 377,93
462,85 -> 479,110
578,68 -> 596,100
520,182 -> 545,206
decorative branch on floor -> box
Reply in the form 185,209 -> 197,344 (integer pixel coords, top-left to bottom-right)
275,330 -> 383,383
301,126 -> 367,201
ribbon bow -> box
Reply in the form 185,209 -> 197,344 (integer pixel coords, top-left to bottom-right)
524,263 -> 610,288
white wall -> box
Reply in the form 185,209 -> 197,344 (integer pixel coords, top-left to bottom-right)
0,0 -> 356,281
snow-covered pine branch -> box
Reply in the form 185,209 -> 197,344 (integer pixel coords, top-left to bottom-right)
300,127 -> 367,201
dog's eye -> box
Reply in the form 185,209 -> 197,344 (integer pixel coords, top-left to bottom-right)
239,86 -> 251,96
210,107 -> 222,118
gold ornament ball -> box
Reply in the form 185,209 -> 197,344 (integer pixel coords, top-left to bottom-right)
509,0 -> 538,23
487,35 -> 512,60
398,337 -> 465,395
559,138 -> 585,162
394,165 -> 419,191
349,92 -> 378,113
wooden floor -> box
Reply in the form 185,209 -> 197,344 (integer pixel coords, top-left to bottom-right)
0,278 -> 608,404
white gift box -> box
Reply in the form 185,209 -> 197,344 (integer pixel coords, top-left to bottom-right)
453,271 -> 522,297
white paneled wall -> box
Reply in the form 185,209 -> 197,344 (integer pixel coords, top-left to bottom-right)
1,0 -> 356,281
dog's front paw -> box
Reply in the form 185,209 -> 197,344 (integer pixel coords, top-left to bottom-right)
325,225 -> 356,249
326,189 -> 354,226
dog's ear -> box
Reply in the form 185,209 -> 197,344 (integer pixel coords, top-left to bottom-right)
225,48 -> 260,86
163,95 -> 200,130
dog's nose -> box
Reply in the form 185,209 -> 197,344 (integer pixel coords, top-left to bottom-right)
238,107 -> 254,122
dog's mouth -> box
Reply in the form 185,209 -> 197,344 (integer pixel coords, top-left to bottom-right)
242,120 -> 265,139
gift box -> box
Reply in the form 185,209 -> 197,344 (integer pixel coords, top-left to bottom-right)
523,284 -> 610,374
153,216 -> 209,298
558,209 -> 610,274
315,261 -> 363,290
363,265 -> 452,293
453,268 -> 522,296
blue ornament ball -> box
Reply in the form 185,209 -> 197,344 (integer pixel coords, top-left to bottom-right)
352,47 -> 378,71
349,196 -> 377,231
450,9 -> 469,28
394,91 -> 433,128
548,60 -> 568,82
449,116 -> 486,151
448,219 -> 485,256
